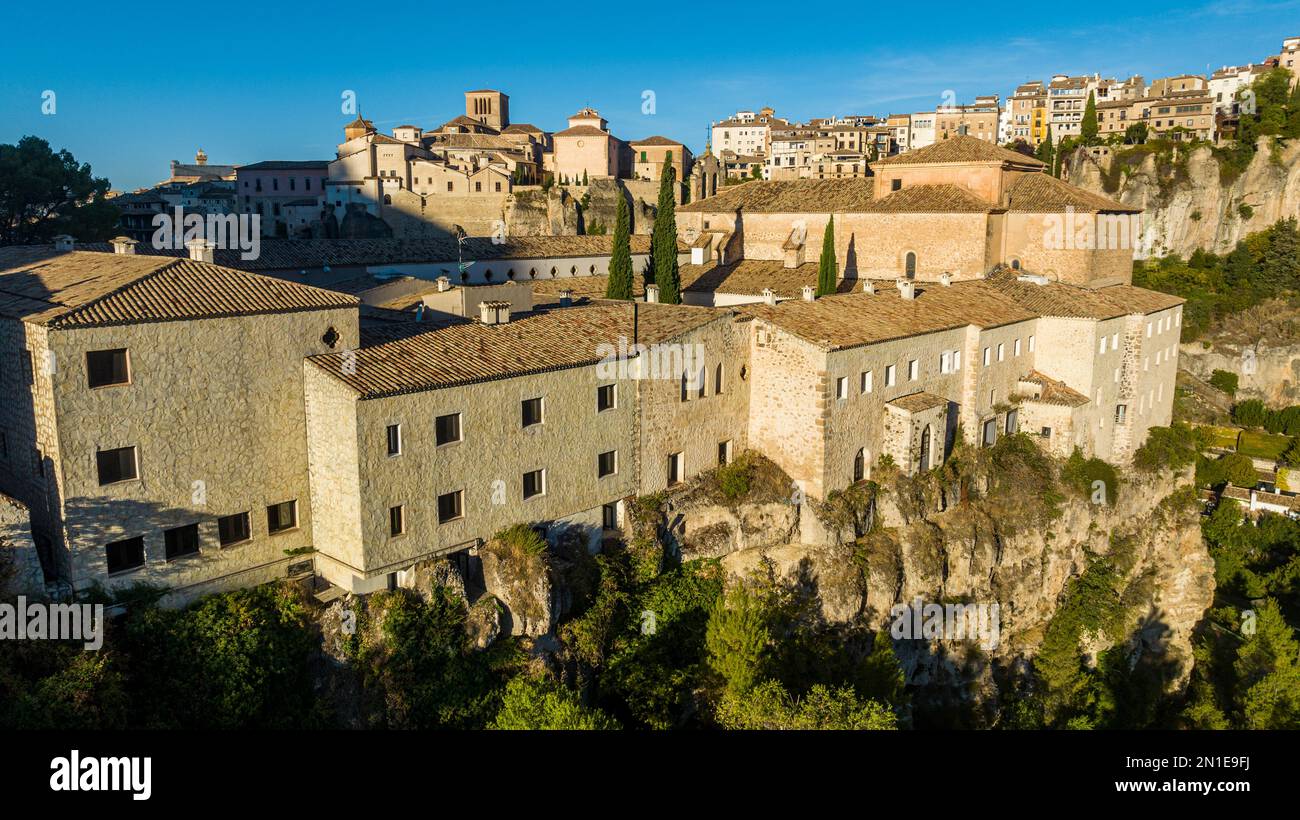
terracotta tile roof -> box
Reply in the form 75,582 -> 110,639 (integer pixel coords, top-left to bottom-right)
984,268 -> 1182,318
875,135 -> 1045,167
1019,370 -> 1090,407
631,135 -> 685,146
53,235 -> 679,273
869,184 -> 993,213
738,280 -> 1036,350
554,125 -> 610,137
679,178 -> 876,213
888,392 -> 949,413
309,301 -> 728,398
1003,172 -> 1139,213
682,260 -> 856,298
0,251 -> 358,327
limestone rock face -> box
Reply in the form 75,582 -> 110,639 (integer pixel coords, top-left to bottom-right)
676,501 -> 799,561
1180,338 -> 1300,408
479,541 -> 555,637
581,178 -> 658,235
398,557 -> 466,604
465,595 -> 502,649
504,188 -> 579,236
1068,137 -> 1300,259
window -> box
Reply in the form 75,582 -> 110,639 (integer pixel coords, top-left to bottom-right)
523,469 -> 546,499
105,536 -> 144,575
904,251 -> 916,277
389,505 -> 405,537
1115,404 -> 1128,425
87,349 -> 130,388
983,347 -> 991,366
267,500 -> 297,534
667,452 -> 683,486
715,364 -> 725,395
836,376 -> 848,399
597,384 -> 616,412
698,368 -> 707,399
598,450 -> 618,477
521,398 -> 544,427
1041,426 -> 1052,438
1028,335 -> 1035,352
861,371 -> 873,393
437,490 -> 463,523
680,372 -> 690,402
718,440 -> 732,466
602,503 -> 619,530
853,448 -> 865,482
386,423 -> 402,456
96,446 -> 138,485
940,352 -> 951,374
1014,339 -> 1021,357
891,179 -> 902,191
982,418 -> 998,447
447,181 -> 454,192
885,365 -> 896,386
908,360 -> 919,381
1005,409 -> 1019,435
435,413 -> 461,445
217,512 -> 251,546
164,523 -> 200,560
997,343 -> 1005,362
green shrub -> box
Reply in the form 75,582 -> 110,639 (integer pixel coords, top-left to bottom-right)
1060,448 -> 1120,505
1133,424 -> 1201,472
1209,369 -> 1239,395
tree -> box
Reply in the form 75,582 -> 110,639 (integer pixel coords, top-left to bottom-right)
1080,91 -> 1099,144
716,680 -> 896,729
1035,125 -> 1055,168
1234,599 -> 1300,729
1124,121 -> 1149,145
582,169 -> 589,186
705,582 -> 770,695
651,162 -> 681,303
1220,453 -> 1259,487
0,136 -> 119,246
1208,369 -> 1238,396
605,192 -> 634,300
815,217 -> 838,296
490,675 -> 620,730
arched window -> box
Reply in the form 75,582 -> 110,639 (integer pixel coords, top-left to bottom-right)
697,367 -> 706,399
570,265 -> 577,275
550,266 -> 557,276
919,425 -> 932,472
1010,259 -> 1021,270
483,268 -> 493,282
853,448 -> 865,482
905,251 -> 917,279
506,269 -> 515,280
460,271 -> 469,283
382,194 -> 392,205
589,264 -> 596,274
529,268 -> 537,279
714,363 -> 724,395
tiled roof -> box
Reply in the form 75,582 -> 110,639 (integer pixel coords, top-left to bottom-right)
309,301 -> 727,398
682,260 -> 856,298
631,135 -> 685,146
0,251 -> 357,327
679,178 -> 876,213
554,125 -> 610,137
1019,370 -> 1090,407
739,280 -> 1036,350
869,184 -> 993,213
875,135 -> 1045,167
1003,172 -> 1139,213
888,392 -> 949,413
984,268 -> 1182,318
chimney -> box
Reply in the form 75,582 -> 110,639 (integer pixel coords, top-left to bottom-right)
862,280 -> 875,295
436,276 -> 451,292
645,284 -> 659,303
558,289 -> 573,307
801,285 -> 816,301
762,288 -> 777,306
897,279 -> 916,300
52,234 -> 75,252
186,238 -> 215,263
478,300 -> 511,325
110,236 -> 138,255
939,272 -> 953,287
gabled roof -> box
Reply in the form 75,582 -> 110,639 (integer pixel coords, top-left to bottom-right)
0,251 -> 357,327
553,125 -> 610,137
983,268 -> 1182,318
875,135 -> 1045,167
1003,172 -> 1139,213
868,184 -> 993,213
309,301 -> 727,398
631,135 -> 685,146
679,178 -> 876,213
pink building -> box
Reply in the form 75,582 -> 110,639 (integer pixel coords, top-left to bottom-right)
236,160 -> 330,237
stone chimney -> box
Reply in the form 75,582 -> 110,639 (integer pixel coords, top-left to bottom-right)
558,289 -> 573,307
111,236 -> 138,255
186,238 -> 215,263
479,301 -> 511,325
782,226 -> 806,269
52,234 -> 75,252
862,279 -> 875,295
898,279 -> 916,300
762,288 -> 777,306
801,285 -> 816,301
939,272 -> 953,287
436,276 -> 451,292
645,284 -> 659,303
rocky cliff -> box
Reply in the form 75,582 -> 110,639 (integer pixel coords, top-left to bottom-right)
1067,137 -> 1300,258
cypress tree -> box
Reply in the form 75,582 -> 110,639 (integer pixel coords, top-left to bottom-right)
651,163 -> 681,304
816,217 -> 837,296
1081,91 -> 1099,144
605,192 -> 633,300
1035,125 -> 1055,168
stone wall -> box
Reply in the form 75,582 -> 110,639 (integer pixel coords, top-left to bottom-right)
0,491 -> 43,596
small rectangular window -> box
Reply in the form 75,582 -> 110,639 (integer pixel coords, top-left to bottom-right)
597,384 -> 616,412
718,440 -> 732,465
1028,335 -> 1035,352
983,347 -> 991,367
267,500 -> 297,534
908,360 -> 919,381
106,536 -> 145,575
96,446 -> 138,485
164,523 -> 200,560
523,469 -> 546,499
389,505 -> 405,536
885,365 -> 896,387
437,490 -> 463,523
861,371 -> 873,393
836,376 -> 848,399
667,452 -> 683,486
598,450 -> 617,478
217,512 -> 251,546
427,411 -> 456,444
1014,338 -> 1022,357
997,343 -> 1005,362
87,349 -> 130,388
1111,333 -> 1119,349
522,398 -> 544,428
386,423 -> 402,456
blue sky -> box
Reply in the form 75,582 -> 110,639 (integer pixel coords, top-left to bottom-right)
1,0 -> 1296,190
